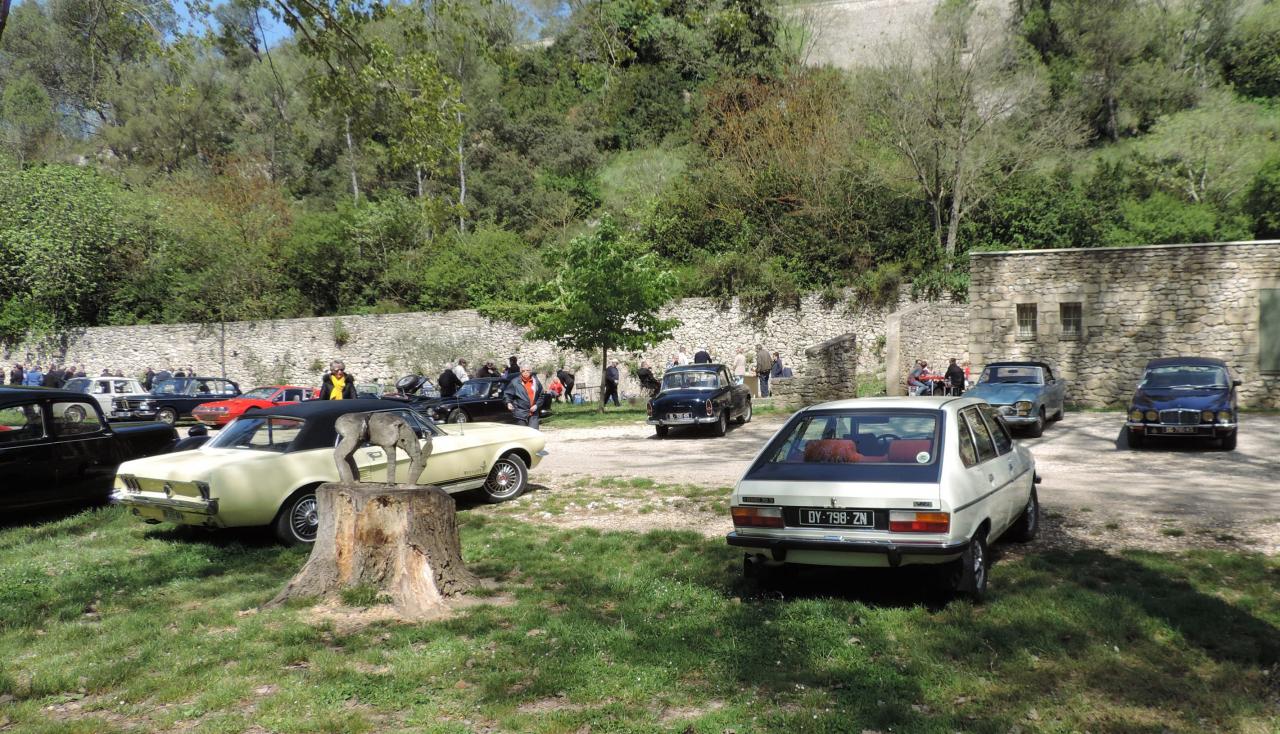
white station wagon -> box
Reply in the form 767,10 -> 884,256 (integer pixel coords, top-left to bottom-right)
727,396 -> 1040,600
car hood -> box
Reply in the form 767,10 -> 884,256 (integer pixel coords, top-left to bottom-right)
116,447 -> 277,480
1131,388 -> 1231,411
194,398 -> 273,410
964,383 -> 1041,405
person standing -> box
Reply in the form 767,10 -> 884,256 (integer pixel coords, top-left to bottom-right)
453,358 -> 470,385
9,363 -> 23,385
754,344 -> 772,398
547,372 -> 564,402
503,366 -> 544,429
693,346 -> 711,364
505,356 -> 521,376
74,364 -> 87,378
154,367 -> 173,384
556,367 -> 575,403
602,361 -> 621,407
675,347 -> 690,366
23,364 -> 43,386
319,360 -> 356,400
43,364 -> 64,388
143,367 -> 155,391
945,358 -> 966,396
636,361 -> 660,397
437,363 -> 461,398
732,348 -> 746,381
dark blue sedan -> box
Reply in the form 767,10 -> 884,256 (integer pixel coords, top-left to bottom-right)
1125,357 -> 1240,450
647,364 -> 752,438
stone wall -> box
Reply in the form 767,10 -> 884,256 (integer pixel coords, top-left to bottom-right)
968,241 -> 1280,408
884,301 -> 970,396
770,334 -> 859,410
4,293 -> 901,398
791,0 -> 1005,69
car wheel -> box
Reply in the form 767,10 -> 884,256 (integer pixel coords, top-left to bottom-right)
1127,426 -> 1144,449
157,407 -> 178,425
948,531 -> 989,602
64,404 -> 87,423
447,409 -> 469,424
481,453 -> 528,503
1220,431 -> 1237,451
712,411 -> 728,437
1005,488 -> 1039,543
274,490 -> 319,545
736,400 -> 752,424
1026,408 -> 1045,438
654,425 -> 669,438
1052,405 -> 1065,421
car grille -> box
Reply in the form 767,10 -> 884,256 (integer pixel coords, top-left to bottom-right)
1159,409 -> 1200,425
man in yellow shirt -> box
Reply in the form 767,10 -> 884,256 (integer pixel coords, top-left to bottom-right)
319,360 -> 356,400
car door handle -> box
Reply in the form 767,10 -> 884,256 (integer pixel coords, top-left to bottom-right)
1007,461 -> 1015,471
988,474 -> 995,483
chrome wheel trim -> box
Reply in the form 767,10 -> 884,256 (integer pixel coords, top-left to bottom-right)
1025,493 -> 1038,533
972,539 -> 986,590
290,495 -> 319,542
744,401 -> 752,422
450,410 -> 468,423
158,408 -> 177,425
485,459 -> 522,499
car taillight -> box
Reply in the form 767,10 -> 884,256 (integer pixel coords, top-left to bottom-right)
705,401 -> 714,416
889,511 -> 950,533
731,506 -> 783,528
646,401 -> 653,416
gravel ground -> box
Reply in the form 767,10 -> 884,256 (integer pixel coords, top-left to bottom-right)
526,411 -> 1280,555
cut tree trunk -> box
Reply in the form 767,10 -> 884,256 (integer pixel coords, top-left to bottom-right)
269,483 -> 477,617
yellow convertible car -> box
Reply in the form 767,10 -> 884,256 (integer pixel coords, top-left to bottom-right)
111,399 -> 547,544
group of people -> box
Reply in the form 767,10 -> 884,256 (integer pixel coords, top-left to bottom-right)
7,362 -> 200,390
907,358 -> 969,396
664,345 -> 788,398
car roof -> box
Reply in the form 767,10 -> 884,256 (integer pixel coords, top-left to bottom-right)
665,364 -> 726,372
239,399 -> 426,451
0,385 -> 97,403
983,361 -> 1051,370
803,396 -> 981,412
1143,356 -> 1228,369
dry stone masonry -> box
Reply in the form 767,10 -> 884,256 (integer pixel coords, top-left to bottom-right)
770,334 -> 859,410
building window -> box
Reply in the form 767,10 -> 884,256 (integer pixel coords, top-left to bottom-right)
1016,304 -> 1037,339
1060,302 -> 1082,338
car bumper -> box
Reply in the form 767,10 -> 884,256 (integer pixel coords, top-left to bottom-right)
111,409 -> 157,421
191,413 -> 232,426
1126,422 -> 1236,437
111,490 -> 222,526
999,414 -> 1039,427
648,414 -> 720,426
727,531 -> 969,568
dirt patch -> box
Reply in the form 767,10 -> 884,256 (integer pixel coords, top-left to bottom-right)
659,699 -> 725,724
300,586 -> 516,635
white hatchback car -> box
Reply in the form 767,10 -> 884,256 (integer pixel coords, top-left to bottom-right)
727,396 -> 1040,600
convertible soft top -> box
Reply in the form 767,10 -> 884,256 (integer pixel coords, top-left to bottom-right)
1143,356 -> 1228,369
241,399 -> 418,452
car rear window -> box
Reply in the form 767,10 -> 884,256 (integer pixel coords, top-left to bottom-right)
746,409 -> 943,483
208,416 -> 305,452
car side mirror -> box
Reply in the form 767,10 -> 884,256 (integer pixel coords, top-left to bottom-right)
1232,379 -> 1241,387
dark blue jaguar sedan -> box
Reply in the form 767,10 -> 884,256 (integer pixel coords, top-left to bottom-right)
1124,357 -> 1240,450
646,364 -> 753,438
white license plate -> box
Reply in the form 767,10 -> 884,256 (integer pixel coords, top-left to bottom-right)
799,509 -> 873,527
162,508 -> 184,523
671,412 -> 691,420
113,411 -> 131,417
1158,426 -> 1199,434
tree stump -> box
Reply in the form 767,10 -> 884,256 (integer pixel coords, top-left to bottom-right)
269,483 -> 477,617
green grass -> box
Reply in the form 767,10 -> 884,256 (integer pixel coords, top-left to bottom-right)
547,402 -> 781,429
0,506 -> 1277,733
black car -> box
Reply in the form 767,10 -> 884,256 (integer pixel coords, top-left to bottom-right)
0,386 -> 178,511
646,364 -> 753,438
1124,357 -> 1240,450
385,375 -> 553,424
111,377 -> 241,425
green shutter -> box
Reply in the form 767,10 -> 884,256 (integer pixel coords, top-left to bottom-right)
1262,289 -> 1280,374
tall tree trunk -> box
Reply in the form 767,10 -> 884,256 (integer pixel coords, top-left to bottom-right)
456,106 -> 467,233
0,0 -> 12,45
344,114 -> 360,204
416,165 -> 424,199
599,346 -> 607,414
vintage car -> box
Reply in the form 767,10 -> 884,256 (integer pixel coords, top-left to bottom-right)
386,375 -> 553,424
726,396 -> 1040,601
646,364 -> 752,438
112,377 -> 241,425
111,399 -> 547,544
62,376 -> 147,414
1125,357 -> 1239,450
191,385 -> 317,427
0,386 -> 177,510
963,361 -> 1066,437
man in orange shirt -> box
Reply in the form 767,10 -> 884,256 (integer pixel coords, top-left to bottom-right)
503,366 -> 545,429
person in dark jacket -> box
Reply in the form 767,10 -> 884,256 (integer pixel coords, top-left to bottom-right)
143,367 -> 155,391
504,356 -> 521,376
476,361 -> 497,378
770,352 -> 784,378
693,347 -> 712,364
319,360 -> 357,400
42,364 -> 64,388
754,344 -> 772,398
8,364 -> 23,385
437,365 -> 461,398
602,361 -> 621,407
944,358 -> 966,395
636,361 -> 660,397
503,366 -> 544,429
556,368 -> 575,403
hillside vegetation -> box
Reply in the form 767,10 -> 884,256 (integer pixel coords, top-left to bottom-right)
1,0 -> 1279,341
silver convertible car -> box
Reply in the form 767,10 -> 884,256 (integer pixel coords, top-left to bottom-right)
963,361 -> 1066,437
727,397 -> 1041,600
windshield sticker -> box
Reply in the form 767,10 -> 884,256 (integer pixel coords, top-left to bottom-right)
916,452 -> 930,464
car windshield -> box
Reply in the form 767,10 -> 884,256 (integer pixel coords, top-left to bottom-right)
456,381 -> 486,398
241,387 -> 279,400
151,378 -> 190,395
761,411 -> 940,466
979,366 -> 1044,385
1141,365 -> 1229,389
662,370 -> 720,390
208,416 -> 305,452
63,378 -> 91,393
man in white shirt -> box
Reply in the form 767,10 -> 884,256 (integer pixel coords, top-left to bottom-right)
453,358 -> 470,384
675,347 -> 689,365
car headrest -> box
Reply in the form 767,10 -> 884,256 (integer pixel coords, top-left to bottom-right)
804,439 -> 861,464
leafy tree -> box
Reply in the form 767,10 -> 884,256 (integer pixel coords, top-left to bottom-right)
487,217 -> 679,412
0,74 -> 55,165
1243,156 -> 1280,238
1222,2 -> 1280,98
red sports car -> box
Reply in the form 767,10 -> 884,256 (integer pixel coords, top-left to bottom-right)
192,385 -> 316,427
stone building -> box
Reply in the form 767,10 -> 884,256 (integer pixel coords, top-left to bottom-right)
967,241 -> 1280,408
